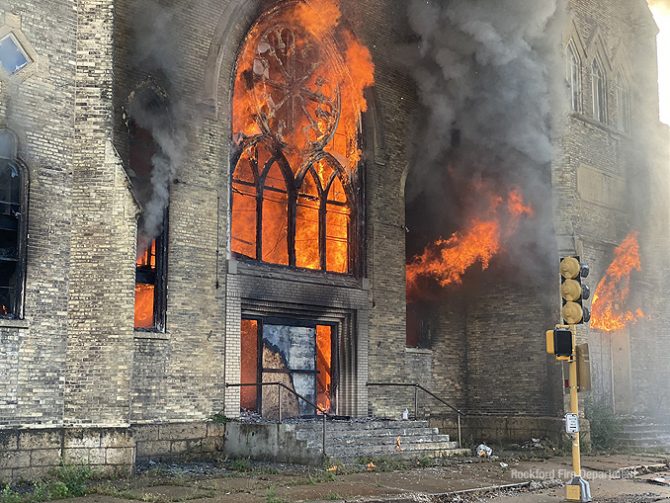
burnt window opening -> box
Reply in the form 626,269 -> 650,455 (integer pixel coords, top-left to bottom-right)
0,130 -> 28,320
240,317 -> 337,417
134,215 -> 168,331
129,117 -> 169,332
230,3 -> 367,276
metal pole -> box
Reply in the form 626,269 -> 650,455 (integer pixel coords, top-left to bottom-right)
322,412 -> 327,459
569,326 -> 581,478
414,386 -> 419,420
278,384 -> 282,423
457,414 -> 462,448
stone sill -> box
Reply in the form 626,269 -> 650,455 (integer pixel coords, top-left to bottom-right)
134,330 -> 170,341
0,318 -> 29,329
405,347 -> 432,355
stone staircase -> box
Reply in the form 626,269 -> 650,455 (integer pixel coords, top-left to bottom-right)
615,417 -> 670,450
224,418 -> 470,464
292,419 -> 470,461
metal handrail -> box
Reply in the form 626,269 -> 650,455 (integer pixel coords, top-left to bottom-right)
225,382 -> 332,458
367,382 -> 464,447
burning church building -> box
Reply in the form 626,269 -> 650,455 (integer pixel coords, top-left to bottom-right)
0,0 -> 669,478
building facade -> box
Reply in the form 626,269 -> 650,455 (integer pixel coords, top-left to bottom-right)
0,0 -> 667,480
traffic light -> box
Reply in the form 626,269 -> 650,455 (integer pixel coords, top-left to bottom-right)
546,326 -> 574,361
559,256 -> 590,325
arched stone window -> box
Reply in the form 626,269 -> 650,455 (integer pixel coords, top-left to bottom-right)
0,129 -> 28,319
615,75 -> 632,133
566,41 -> 581,113
230,2 -> 364,275
592,57 -> 607,123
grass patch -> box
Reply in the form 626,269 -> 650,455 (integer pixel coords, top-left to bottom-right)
265,486 -> 288,503
0,464 -> 95,503
227,457 -> 253,472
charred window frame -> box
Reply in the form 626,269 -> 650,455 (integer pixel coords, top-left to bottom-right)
231,144 -> 359,275
134,212 -> 169,332
0,129 -> 28,320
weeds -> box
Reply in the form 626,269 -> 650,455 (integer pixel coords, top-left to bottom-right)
0,485 -> 22,503
265,486 -> 287,503
228,457 -> 252,472
584,399 -> 623,452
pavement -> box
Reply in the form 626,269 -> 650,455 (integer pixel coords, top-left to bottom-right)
57,453 -> 670,503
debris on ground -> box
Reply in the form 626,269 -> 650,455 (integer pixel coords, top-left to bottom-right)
476,444 -> 493,458
647,476 -> 670,486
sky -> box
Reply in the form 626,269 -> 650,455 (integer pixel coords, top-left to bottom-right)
650,2 -> 670,125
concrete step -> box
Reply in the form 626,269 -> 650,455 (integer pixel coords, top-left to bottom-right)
327,441 -> 465,460
303,433 -> 455,451
290,419 -> 431,432
295,426 -> 442,441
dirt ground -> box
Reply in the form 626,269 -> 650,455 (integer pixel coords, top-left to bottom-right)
60,453 -> 670,503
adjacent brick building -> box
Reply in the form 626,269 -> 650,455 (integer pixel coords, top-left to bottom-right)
0,0 -> 667,480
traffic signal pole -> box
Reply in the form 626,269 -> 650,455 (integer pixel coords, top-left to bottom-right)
565,324 -> 591,502
568,325 -> 581,478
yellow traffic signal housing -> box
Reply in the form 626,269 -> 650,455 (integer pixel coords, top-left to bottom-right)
560,256 -> 591,325
546,326 -> 573,361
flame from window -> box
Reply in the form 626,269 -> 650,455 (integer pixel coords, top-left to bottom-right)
591,231 -> 645,332
231,0 -> 374,273
406,188 -> 534,302
316,325 -> 333,413
134,239 -> 157,329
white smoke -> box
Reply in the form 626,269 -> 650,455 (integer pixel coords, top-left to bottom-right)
405,0 -> 567,273
127,0 -> 191,246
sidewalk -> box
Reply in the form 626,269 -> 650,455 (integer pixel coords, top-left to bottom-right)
46,454 -> 670,503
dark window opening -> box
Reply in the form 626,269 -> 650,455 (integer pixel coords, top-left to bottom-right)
406,304 -> 432,349
0,131 -> 27,320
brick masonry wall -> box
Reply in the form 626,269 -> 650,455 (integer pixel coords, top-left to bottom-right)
0,1 -> 75,426
557,0 -> 670,418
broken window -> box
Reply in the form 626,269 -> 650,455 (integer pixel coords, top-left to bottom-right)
230,5 -> 364,275
0,33 -> 30,76
0,129 -> 27,319
130,121 -> 168,331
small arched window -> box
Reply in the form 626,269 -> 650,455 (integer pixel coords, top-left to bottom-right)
230,1 -> 370,275
0,129 -> 28,319
566,42 -> 581,113
592,58 -> 607,123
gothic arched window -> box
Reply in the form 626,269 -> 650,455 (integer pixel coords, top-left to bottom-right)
231,1 -> 369,275
566,42 -> 581,113
0,129 -> 28,319
592,58 -> 607,123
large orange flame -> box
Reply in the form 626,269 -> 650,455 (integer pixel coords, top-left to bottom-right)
231,0 -> 375,273
406,188 -> 534,301
591,231 -> 645,332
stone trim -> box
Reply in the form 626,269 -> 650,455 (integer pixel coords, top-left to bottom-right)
0,422 -> 225,483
